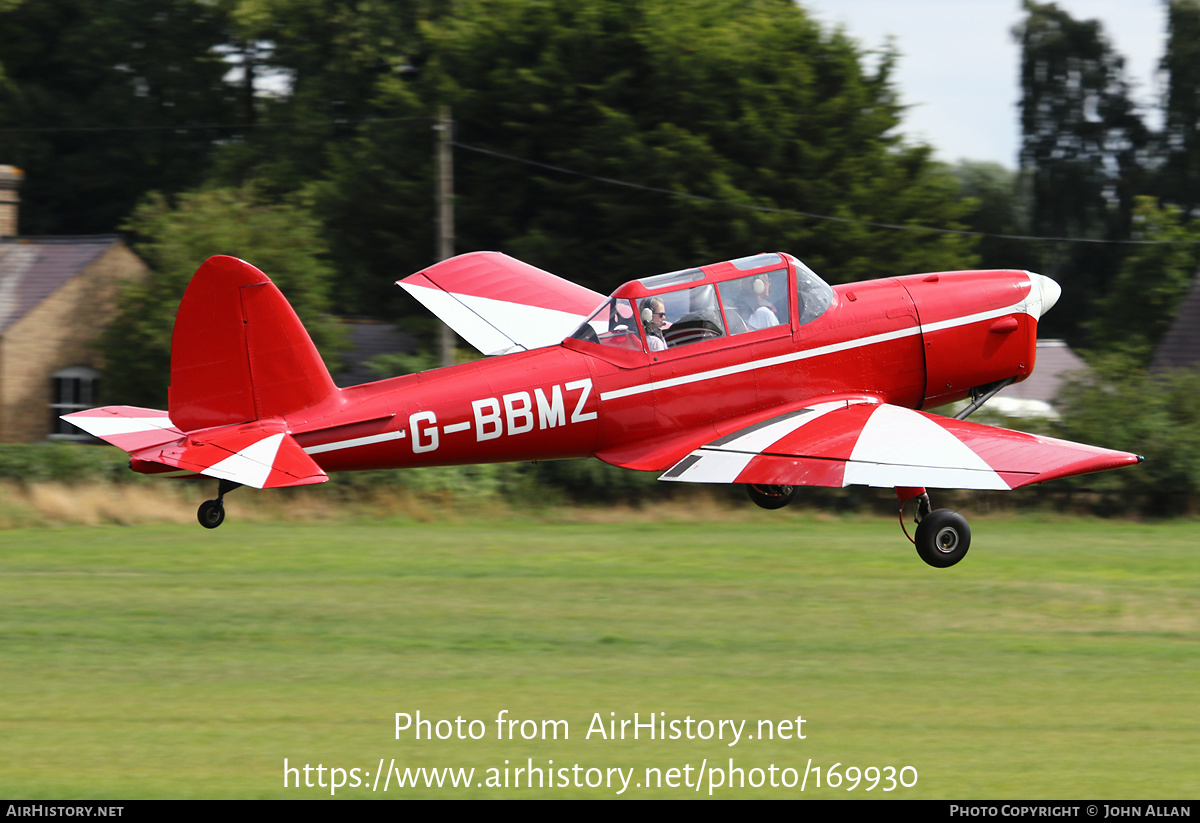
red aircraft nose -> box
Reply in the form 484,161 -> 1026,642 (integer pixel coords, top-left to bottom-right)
904,269 -> 1050,409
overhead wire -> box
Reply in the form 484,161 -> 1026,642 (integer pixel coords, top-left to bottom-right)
4,113 -> 1198,245
452,140 -> 1200,246
0,115 -> 433,133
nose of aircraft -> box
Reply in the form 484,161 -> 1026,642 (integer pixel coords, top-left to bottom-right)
1028,272 -> 1061,319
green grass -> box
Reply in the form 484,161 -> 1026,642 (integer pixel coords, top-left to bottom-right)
1,513 -> 1197,798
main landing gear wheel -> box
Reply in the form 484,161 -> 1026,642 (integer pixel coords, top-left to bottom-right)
746,484 -> 796,510
914,509 -> 971,568
197,499 -> 225,529
196,478 -> 241,529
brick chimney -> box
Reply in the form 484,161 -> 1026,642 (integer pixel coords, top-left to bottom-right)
0,165 -> 24,236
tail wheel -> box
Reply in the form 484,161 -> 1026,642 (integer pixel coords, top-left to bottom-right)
914,509 -> 970,568
746,484 -> 796,510
198,499 -> 225,529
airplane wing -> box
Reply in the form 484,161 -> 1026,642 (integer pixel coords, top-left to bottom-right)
397,251 -> 603,355
63,407 -> 327,489
658,399 -> 1142,490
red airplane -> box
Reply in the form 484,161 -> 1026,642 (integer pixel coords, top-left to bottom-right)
64,251 -> 1141,567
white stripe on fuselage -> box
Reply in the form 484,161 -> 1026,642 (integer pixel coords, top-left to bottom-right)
303,430 -> 407,455
599,289 -> 1036,402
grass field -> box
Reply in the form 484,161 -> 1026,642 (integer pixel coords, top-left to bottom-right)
1,509 -> 1196,798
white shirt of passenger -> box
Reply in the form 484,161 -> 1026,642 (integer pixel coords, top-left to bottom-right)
747,304 -> 780,330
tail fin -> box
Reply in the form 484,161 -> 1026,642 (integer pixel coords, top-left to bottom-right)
168,256 -> 337,431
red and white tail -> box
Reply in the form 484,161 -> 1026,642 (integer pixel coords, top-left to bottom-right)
63,256 -> 334,489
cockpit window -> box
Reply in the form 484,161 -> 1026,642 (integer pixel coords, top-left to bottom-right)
717,270 -> 787,334
795,261 -> 834,325
571,254 -> 834,354
648,283 -> 727,347
637,267 -> 704,290
568,298 -> 644,351
730,252 -> 783,271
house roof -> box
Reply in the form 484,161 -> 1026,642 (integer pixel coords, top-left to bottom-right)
1003,339 -> 1089,403
991,339 -> 1090,418
332,319 -> 416,387
0,236 -> 121,334
1151,271 -> 1200,373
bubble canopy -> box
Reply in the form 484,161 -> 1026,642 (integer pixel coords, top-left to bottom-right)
567,253 -> 834,352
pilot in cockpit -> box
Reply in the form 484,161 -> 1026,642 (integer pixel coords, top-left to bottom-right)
640,297 -> 669,351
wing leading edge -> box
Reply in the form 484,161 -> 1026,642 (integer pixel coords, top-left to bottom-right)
659,399 -> 1142,491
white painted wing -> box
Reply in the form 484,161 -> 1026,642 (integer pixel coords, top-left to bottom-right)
660,399 -> 1142,491
398,252 -> 604,355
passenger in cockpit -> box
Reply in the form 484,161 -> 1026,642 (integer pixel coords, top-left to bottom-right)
746,277 -> 780,330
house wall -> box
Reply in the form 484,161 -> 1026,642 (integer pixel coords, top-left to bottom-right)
0,243 -> 146,442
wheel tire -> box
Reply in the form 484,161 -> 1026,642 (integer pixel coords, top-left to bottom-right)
198,499 -> 225,529
746,484 -> 796,510
914,509 -> 970,568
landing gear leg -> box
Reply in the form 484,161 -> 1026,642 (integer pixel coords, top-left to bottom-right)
198,479 -> 242,529
896,486 -> 971,568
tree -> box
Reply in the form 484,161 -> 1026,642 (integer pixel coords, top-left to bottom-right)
0,0 -> 238,234
100,186 -> 343,408
3,0 -> 985,327
1014,0 -> 1151,340
950,160 -> 1029,270
208,0 -> 455,196
1159,0 -> 1200,218
1016,0 -> 1149,239
1054,353 -> 1200,515
1084,196 -> 1200,360
312,0 -> 978,317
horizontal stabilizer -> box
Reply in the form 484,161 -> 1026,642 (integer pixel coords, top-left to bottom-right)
660,399 -> 1142,491
398,252 -> 603,355
61,406 -> 183,452
132,422 -> 328,489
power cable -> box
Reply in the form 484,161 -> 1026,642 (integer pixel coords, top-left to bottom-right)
5,113 -> 1197,246
453,140 -> 1200,246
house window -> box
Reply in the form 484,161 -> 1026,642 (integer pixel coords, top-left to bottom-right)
49,366 -> 100,440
